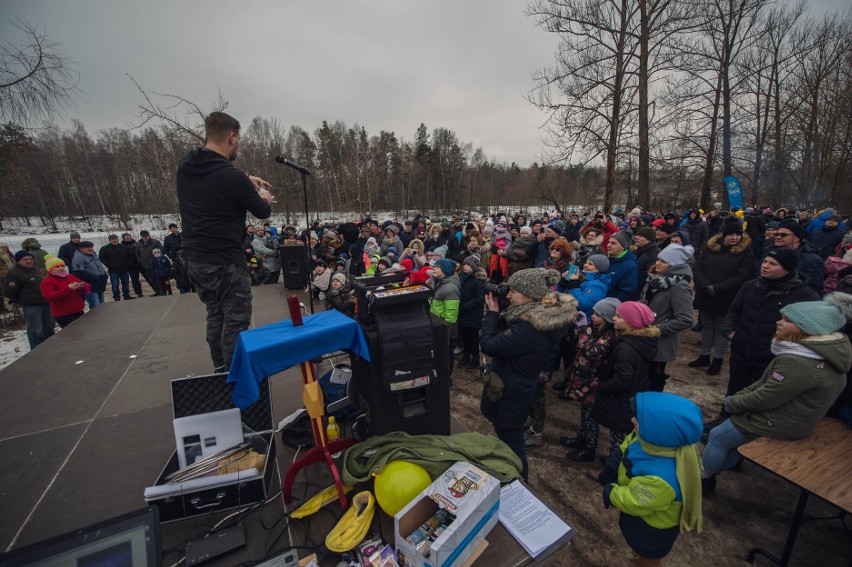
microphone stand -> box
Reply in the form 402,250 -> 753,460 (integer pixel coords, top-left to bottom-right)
277,157 -> 314,314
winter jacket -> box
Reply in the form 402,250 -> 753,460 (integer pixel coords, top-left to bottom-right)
176,147 -> 272,266
581,220 -> 618,249
480,293 -> 577,428
98,243 -> 134,274
253,236 -> 281,271
560,271 -> 611,317
21,238 -> 48,276
150,255 -> 173,278
792,244 -> 825,295
642,264 -> 694,363
325,281 -> 355,317
458,269 -> 486,328
40,273 -> 88,317
823,256 -> 849,294
3,265 -> 48,306
728,334 -> 850,439
135,238 -> 163,272
58,240 -> 81,268
693,234 -> 755,315
808,226 -> 845,260
429,272 -> 461,338
163,232 -> 183,259
592,326 -> 659,433
683,216 -> 709,255
71,250 -> 108,293
634,242 -> 659,293
724,273 -> 820,366
607,250 -> 640,302
121,239 -> 141,270
505,235 -> 536,275
566,324 -> 617,406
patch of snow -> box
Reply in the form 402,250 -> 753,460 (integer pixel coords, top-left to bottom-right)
0,329 -> 30,372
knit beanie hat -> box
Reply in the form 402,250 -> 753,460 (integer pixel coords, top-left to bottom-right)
463,255 -> 480,270
399,258 -> 414,273
152,248 -> 162,255
45,255 -> 65,272
377,256 -> 392,269
766,220 -> 781,230
587,254 -> 610,273
70,231 -> 81,239
658,244 -> 694,267
331,272 -> 347,286
506,268 -> 560,301
676,230 -> 691,245
656,223 -> 675,235
520,226 -> 533,236
14,250 -> 33,262
636,227 -> 656,242
433,245 -> 448,259
827,214 -> 843,223
722,217 -> 743,236
616,301 -> 656,329
593,297 -> 621,323
780,300 -> 847,336
766,248 -> 798,274
610,231 -> 633,250
435,258 -> 456,276
778,219 -> 806,241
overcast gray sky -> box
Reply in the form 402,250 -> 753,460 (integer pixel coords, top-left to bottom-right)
2,0 -> 848,166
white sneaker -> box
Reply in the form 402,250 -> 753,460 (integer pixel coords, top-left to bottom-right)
524,428 -> 543,447
453,346 -> 464,355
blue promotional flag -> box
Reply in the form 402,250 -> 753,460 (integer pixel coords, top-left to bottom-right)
723,176 -> 744,210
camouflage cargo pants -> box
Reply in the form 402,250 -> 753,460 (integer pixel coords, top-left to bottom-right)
185,260 -> 253,370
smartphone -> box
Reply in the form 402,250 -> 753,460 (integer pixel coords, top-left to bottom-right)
567,264 -> 579,277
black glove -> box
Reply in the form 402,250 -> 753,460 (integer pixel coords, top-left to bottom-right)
602,484 -> 614,509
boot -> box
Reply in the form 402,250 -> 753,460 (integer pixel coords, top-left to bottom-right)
687,354 -> 711,368
707,358 -> 724,375
701,475 -> 716,496
567,447 -> 596,462
559,435 -> 585,449
464,358 -> 480,372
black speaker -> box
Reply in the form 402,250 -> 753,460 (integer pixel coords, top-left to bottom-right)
279,245 -> 308,289
350,313 -> 450,437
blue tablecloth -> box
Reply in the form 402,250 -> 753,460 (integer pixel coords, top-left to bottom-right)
227,310 -> 371,410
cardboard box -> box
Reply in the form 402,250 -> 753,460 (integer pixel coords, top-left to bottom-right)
145,373 -> 277,522
394,462 -> 499,567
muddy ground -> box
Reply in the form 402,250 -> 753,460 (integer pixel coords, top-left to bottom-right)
449,326 -> 851,566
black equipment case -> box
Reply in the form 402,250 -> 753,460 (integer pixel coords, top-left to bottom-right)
146,373 -> 277,523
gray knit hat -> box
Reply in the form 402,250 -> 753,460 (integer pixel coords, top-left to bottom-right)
780,300 -> 847,336
658,244 -> 694,267
506,268 -> 560,301
587,254 -> 610,273
610,231 -> 633,250
593,297 -> 621,323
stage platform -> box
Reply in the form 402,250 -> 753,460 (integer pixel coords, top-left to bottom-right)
0,284 -> 556,565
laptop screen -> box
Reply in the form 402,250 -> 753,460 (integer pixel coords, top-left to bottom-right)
0,507 -> 162,567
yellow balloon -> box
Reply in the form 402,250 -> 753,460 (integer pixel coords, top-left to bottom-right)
374,460 -> 432,516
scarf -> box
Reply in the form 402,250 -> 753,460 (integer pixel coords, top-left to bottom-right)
771,339 -> 823,360
642,272 -> 687,304
501,301 -> 540,323
638,436 -> 703,533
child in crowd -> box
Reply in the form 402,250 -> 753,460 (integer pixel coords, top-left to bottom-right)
249,257 -> 269,286
489,221 -> 512,282
325,272 -> 355,317
312,260 -> 332,300
561,298 -> 620,461
149,248 -> 173,296
597,391 -> 703,566
590,301 -> 659,464
457,255 -> 486,372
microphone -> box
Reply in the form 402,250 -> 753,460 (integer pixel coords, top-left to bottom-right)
275,155 -> 311,175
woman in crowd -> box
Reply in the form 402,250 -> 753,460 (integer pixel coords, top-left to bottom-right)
480,268 -> 577,481
691,218 -> 754,375
701,296 -> 851,494
40,255 -> 89,328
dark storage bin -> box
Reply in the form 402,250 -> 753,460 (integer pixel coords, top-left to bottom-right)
145,373 -> 277,523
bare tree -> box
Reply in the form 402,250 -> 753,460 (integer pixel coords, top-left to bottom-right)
0,19 -> 80,126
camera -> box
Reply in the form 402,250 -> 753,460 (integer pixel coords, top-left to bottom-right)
484,282 -> 510,297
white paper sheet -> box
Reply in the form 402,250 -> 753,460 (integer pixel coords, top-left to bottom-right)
498,480 -> 572,558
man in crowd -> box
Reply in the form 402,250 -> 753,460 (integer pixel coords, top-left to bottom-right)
770,219 -> 825,295
121,233 -> 144,297
809,214 -> 846,259
135,230 -> 163,294
58,231 -> 82,267
98,234 -> 135,302
3,251 -> 55,350
163,223 -> 183,259
177,111 -> 275,373
72,241 -> 109,308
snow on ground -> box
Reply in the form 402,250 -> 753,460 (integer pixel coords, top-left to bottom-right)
0,329 -> 30,372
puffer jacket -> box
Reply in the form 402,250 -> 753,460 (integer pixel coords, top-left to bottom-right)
429,272 -> 461,338
71,250 -> 108,293
642,264 -> 694,362
728,334 -> 850,439
634,242 -> 659,293
592,326 -> 660,433
458,268 -> 486,328
252,236 -> 281,271
693,234 -> 754,315
683,213 -> 709,254
559,271 -> 611,317
723,273 -> 820,366
608,250 -> 640,302
480,293 -> 577,428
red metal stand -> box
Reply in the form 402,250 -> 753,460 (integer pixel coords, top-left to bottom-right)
281,295 -> 355,509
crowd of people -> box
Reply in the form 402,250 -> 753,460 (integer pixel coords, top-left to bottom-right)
1,225 -> 195,349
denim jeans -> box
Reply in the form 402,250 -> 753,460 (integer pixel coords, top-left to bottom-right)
702,418 -> 758,476
22,304 -> 55,350
84,291 -> 105,309
185,260 -> 252,370
109,271 -> 131,300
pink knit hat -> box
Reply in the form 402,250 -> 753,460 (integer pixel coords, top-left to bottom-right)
616,301 -> 655,329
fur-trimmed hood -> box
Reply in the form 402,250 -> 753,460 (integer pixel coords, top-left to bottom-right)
518,292 -> 578,333
706,232 -> 752,254
580,232 -> 604,247
621,325 -> 661,338
408,238 -> 425,255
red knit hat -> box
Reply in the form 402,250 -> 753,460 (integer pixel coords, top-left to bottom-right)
616,301 -> 656,329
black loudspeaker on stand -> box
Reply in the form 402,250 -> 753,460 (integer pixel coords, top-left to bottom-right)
280,245 -> 308,290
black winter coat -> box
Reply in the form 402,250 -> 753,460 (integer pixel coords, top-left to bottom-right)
683,218 -> 709,254
724,273 -> 819,366
761,243 -> 825,296
592,327 -> 658,433
457,271 -> 485,328
98,243 -> 134,274
633,242 -> 659,292
693,234 -> 754,315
